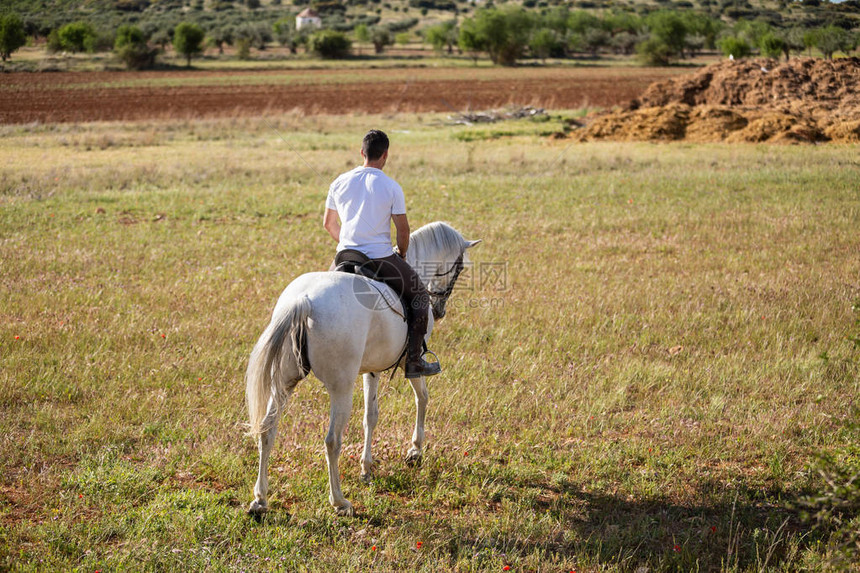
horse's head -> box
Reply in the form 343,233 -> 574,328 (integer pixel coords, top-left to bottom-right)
427,237 -> 481,320
409,222 -> 481,320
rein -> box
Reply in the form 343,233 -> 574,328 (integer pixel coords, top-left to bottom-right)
427,254 -> 464,304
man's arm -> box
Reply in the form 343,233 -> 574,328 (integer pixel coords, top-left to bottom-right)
392,213 -> 410,258
323,208 -> 341,243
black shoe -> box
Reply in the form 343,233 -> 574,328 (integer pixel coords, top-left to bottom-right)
405,358 -> 442,379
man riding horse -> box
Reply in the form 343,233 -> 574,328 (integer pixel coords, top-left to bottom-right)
322,129 -> 441,379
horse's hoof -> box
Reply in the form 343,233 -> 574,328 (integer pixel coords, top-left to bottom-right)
405,450 -> 423,467
361,459 -> 376,483
334,502 -> 354,517
248,500 -> 268,521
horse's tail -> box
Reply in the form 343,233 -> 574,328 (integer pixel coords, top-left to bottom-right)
246,295 -> 312,437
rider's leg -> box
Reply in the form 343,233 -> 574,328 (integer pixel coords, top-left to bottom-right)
372,254 -> 440,378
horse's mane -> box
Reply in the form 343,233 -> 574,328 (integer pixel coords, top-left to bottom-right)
408,222 -> 465,265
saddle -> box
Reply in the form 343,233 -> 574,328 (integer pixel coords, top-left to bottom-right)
333,249 -> 406,321
333,249 -> 378,279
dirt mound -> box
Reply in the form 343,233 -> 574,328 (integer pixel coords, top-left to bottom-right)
574,57 -> 860,144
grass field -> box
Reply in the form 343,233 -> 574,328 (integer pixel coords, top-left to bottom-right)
1,113 -> 859,571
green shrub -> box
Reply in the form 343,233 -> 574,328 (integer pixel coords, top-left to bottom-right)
114,24 -> 157,70
56,21 -> 97,53
636,37 -> 672,65
307,30 -> 351,58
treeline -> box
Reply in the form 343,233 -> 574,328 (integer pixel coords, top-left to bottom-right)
437,5 -> 859,65
1,0 -> 859,67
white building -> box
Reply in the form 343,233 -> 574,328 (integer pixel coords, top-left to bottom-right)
296,8 -> 322,31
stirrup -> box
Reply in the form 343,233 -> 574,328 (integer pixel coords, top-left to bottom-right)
405,351 -> 442,379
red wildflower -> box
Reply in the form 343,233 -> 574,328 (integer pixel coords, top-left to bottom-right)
416,541 -> 423,549
503,567 -> 511,571
674,544 -> 681,552
371,545 -> 377,551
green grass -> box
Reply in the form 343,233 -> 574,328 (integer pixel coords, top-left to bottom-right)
1,113 -> 859,571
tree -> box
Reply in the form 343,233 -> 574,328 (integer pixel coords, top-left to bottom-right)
460,5 -> 533,66
370,26 -> 391,54
717,35 -> 752,59
583,27 -> 610,57
734,19 -> 772,49
758,32 -> 786,59
424,20 -> 457,54
644,11 -> 688,59
567,10 -> 601,36
353,23 -> 369,55
784,27 -> 807,58
681,12 -> 722,50
273,19 -> 299,54
173,22 -> 205,67
0,12 -> 27,62
114,25 -> 157,70
610,31 -> 639,56
458,17 -> 485,64
209,26 -> 233,55
604,11 -> 642,36
813,26 -> 857,59
529,28 -> 561,62
151,29 -> 172,52
56,21 -> 97,53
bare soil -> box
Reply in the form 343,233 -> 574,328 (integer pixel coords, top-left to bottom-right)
573,57 -> 860,143
0,67 -> 682,124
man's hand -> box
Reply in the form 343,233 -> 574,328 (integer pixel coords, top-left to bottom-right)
323,208 -> 341,243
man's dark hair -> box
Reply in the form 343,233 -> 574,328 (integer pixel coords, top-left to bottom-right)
362,129 -> 389,161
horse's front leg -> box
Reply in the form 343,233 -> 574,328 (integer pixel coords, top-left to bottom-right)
325,384 -> 355,516
249,395 -> 281,518
406,375 -> 428,465
360,372 -> 379,483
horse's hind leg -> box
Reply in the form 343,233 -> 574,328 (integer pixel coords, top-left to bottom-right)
324,382 -> 355,516
249,394 -> 284,517
360,372 -> 379,483
406,375 -> 428,465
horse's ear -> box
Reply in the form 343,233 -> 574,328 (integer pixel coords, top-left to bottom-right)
465,239 -> 482,249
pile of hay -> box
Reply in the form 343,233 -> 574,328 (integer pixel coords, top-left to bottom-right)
573,57 -> 860,143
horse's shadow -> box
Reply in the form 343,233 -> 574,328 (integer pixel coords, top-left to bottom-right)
457,473 -> 818,571
357,465 -> 822,571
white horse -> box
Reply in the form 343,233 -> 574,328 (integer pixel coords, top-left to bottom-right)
246,221 -> 481,517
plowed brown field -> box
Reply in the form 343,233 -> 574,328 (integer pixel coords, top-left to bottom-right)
0,66 -> 684,124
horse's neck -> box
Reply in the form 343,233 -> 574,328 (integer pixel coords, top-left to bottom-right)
409,247 -> 446,285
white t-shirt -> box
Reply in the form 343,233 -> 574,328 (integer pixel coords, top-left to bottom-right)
325,166 -> 407,259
